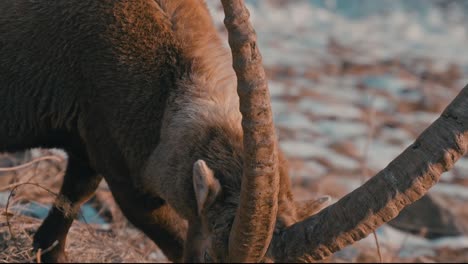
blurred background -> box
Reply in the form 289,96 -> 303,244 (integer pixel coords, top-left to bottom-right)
1,0 -> 468,262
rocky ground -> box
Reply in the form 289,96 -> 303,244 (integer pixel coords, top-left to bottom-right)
2,1 -> 468,263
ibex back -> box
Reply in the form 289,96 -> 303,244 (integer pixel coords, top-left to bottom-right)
0,0 -> 327,262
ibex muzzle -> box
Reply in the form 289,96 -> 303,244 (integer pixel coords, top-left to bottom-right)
2,0 -> 468,263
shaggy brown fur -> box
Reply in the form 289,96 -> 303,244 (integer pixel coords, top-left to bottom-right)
0,0 -> 325,262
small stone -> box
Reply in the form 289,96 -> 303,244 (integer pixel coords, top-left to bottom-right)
388,194 -> 463,239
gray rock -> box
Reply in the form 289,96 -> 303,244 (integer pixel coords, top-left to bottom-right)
388,194 -> 463,239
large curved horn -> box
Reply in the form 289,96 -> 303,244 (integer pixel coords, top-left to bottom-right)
221,0 -> 280,262
273,85 -> 468,262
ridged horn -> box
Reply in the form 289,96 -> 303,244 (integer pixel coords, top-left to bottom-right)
221,0 -> 280,262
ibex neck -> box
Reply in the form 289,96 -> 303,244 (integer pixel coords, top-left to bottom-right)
157,0 -> 240,119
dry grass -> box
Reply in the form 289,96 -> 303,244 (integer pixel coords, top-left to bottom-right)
0,213 -> 166,263
0,151 -> 167,263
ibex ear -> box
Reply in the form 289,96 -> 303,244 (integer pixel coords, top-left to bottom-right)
193,160 -> 221,215
295,196 -> 331,221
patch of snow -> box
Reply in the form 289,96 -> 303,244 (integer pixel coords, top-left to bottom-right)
312,77 -> 363,103
354,138 -> 406,171
360,94 -> 396,113
271,100 -> 290,117
280,141 -> 323,159
0,192 -> 8,207
451,157 -> 468,178
280,140 -> 360,171
379,127 -> 414,146
371,225 -> 468,258
268,81 -> 287,97
275,112 -> 314,131
297,99 -> 363,119
304,160 -> 328,177
398,111 -> 440,126
311,120 -> 368,139
362,75 -> 419,99
431,183 -> 468,200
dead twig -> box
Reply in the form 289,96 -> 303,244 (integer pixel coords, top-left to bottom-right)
4,182 -> 60,240
0,155 -> 63,172
359,97 -> 383,263
0,155 -> 65,193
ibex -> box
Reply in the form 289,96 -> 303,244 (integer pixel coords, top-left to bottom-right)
1,0 -> 468,263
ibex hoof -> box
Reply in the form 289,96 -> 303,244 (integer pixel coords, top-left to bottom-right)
32,241 -> 68,263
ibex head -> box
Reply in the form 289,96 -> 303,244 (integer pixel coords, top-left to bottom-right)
186,0 -> 468,263
189,151 -> 328,262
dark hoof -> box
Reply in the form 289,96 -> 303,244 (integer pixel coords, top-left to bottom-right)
33,241 -> 68,263
39,252 -> 68,263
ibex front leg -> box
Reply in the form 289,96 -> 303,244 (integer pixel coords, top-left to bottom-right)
105,180 -> 187,262
33,153 -> 102,263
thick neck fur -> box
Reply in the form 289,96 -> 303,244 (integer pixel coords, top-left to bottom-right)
157,0 -> 240,121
